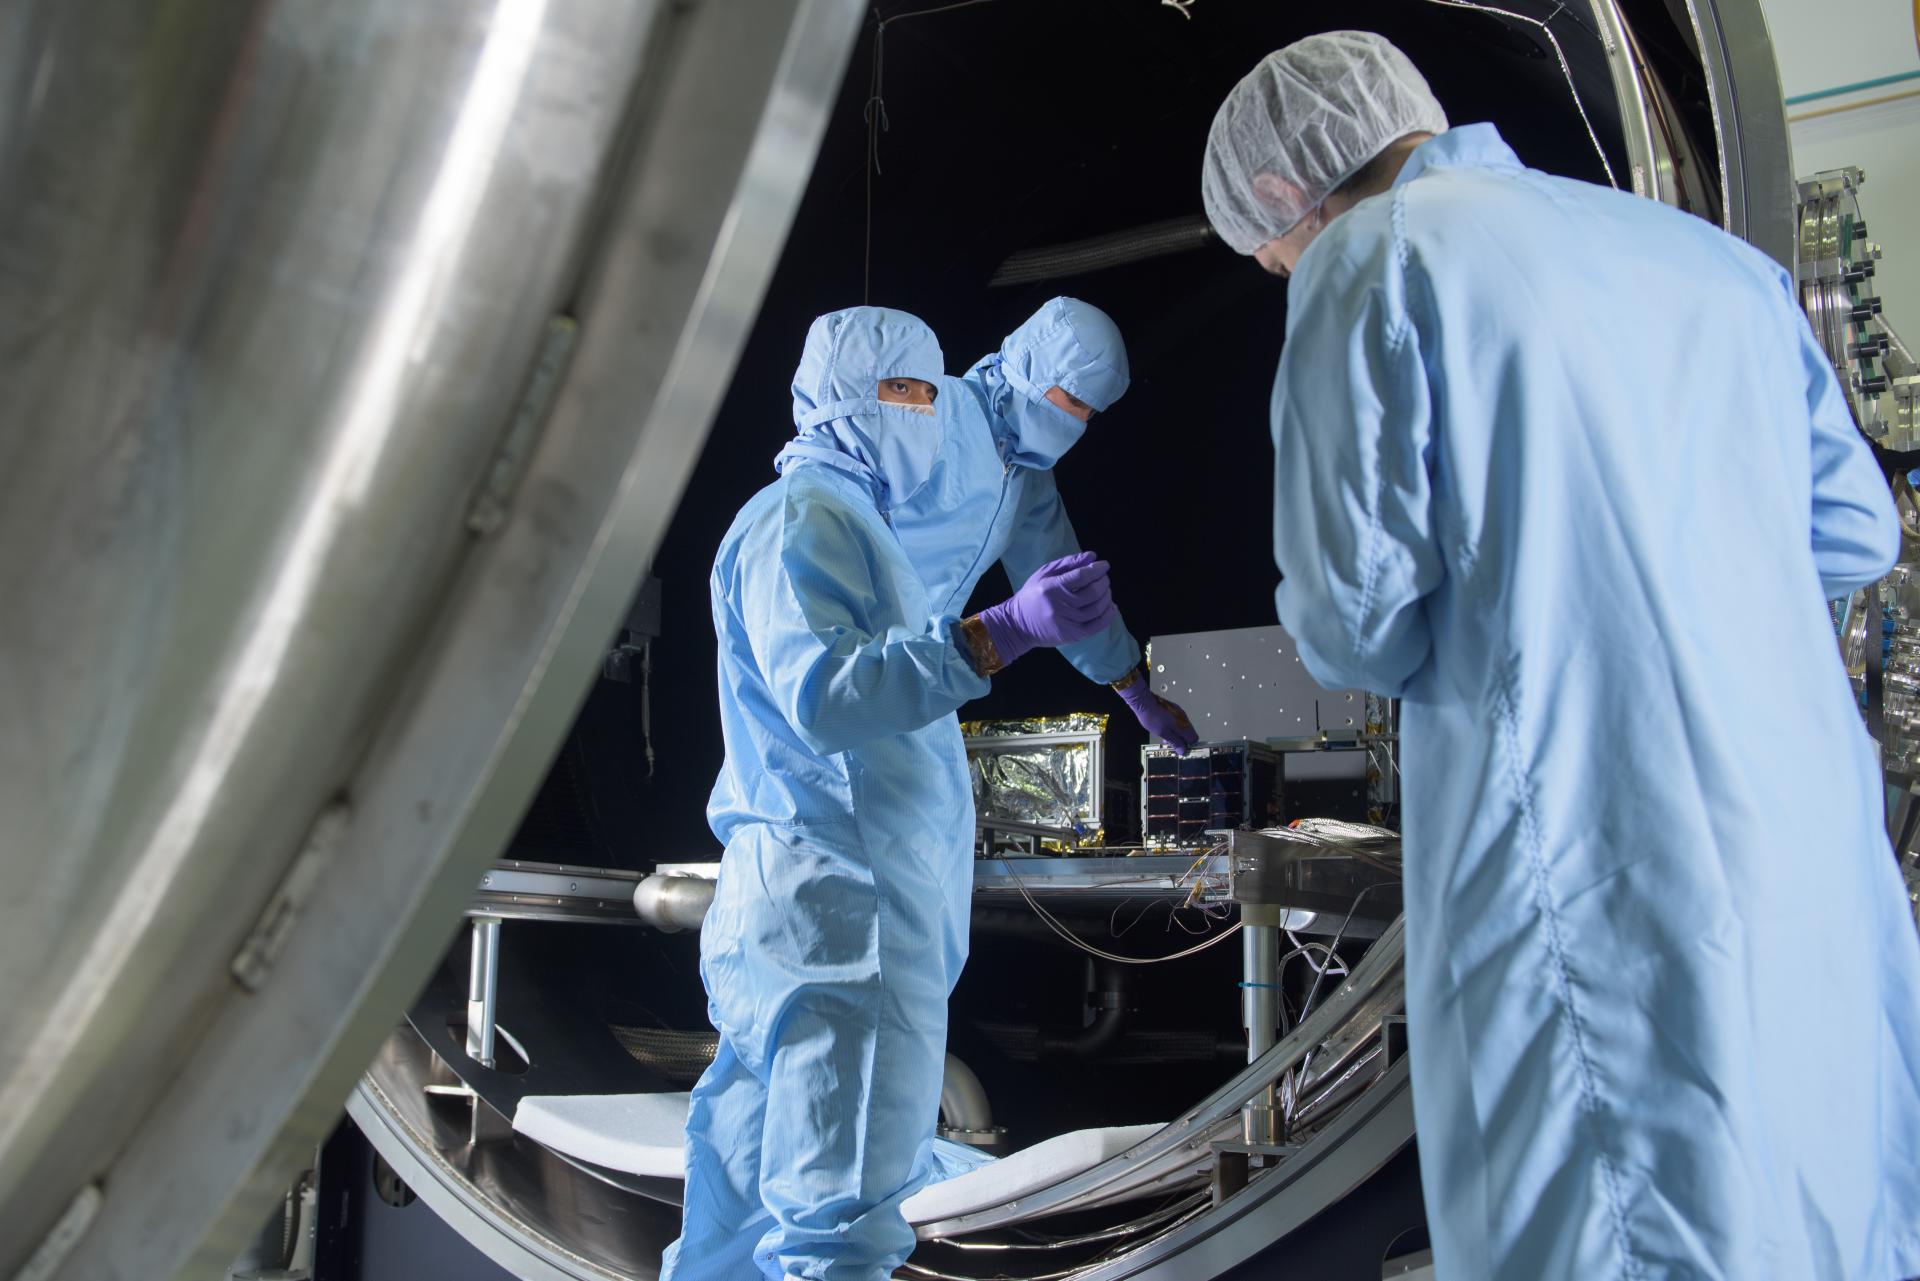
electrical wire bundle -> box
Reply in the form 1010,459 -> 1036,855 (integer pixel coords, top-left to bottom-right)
1002,854 -> 1244,966
1260,818 -> 1404,877
909,1191 -> 1213,1279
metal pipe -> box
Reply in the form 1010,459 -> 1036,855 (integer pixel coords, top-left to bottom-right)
938,1054 -> 1000,1147
974,915 -> 1145,1058
465,918 -> 501,1070
987,216 -> 1214,288
1242,922 -> 1279,1061
1039,961 -> 1130,1058
632,873 -> 716,933
1242,911 -> 1281,1144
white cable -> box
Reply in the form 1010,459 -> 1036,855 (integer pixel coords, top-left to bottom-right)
1286,930 -> 1349,977
1003,860 -> 1243,965
930,1193 -> 1207,1251
911,1201 -> 1214,1274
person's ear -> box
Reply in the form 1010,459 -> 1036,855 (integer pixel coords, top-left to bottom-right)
1251,172 -> 1318,226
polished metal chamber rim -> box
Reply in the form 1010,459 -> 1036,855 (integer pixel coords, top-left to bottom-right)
911,915 -> 1406,1240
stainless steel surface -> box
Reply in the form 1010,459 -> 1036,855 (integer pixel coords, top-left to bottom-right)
1587,0 -> 1660,199
973,857 -> 1363,934
1149,626 -> 1366,748
652,862 -> 723,879
912,916 -> 1407,1239
632,872 -> 717,933
974,856 -> 1228,899
1685,0 -> 1797,267
663,854 -> 1323,918
937,1054 -> 1001,1147
1241,919 -> 1281,1147
346,916 -> 1408,1269
1804,172 -> 1920,905
1384,1249 -> 1438,1280
353,1028 -> 658,1281
475,860 -> 646,924
466,919 -> 503,1070
406,951 -> 682,1175
1225,829 -> 1405,923
0,0 -> 661,1265
1604,6 -> 1725,221
0,0 -> 867,1274
1290,985 -> 1399,1111
1092,1064 -> 1415,1279
1242,924 -> 1280,1065
1289,1042 -> 1390,1133
1796,168 -> 1916,451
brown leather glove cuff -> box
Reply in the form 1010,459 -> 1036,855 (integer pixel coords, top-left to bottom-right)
957,615 -> 1005,676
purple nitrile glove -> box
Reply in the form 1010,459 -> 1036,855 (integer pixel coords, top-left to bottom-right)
1118,677 -> 1199,754
978,551 -> 1116,669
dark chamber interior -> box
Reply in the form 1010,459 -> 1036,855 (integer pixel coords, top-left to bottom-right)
481,0 -> 1719,1162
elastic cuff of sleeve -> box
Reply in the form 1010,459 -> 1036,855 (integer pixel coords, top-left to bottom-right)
958,615 -> 1004,676
1109,667 -> 1142,693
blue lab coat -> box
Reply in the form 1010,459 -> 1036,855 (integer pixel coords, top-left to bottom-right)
666,308 -> 991,1281
1272,124 -> 1920,1280
891,297 -> 1141,684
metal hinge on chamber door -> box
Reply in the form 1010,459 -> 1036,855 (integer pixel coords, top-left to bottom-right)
231,801 -> 353,993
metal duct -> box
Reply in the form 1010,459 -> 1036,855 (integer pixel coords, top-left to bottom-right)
988,217 -> 1216,288
634,872 -> 718,932
612,1026 -> 721,1084
938,1053 -> 999,1145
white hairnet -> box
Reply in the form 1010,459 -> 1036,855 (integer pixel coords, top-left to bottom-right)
1202,32 -> 1449,255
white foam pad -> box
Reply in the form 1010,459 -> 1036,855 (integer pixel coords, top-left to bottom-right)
513,1092 -> 691,1179
900,1123 -> 1161,1224
511,1092 -> 1161,1227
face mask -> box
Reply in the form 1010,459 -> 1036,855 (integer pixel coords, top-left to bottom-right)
855,400 -> 948,512
999,393 -> 1087,471
977,356 -> 1088,471
886,389 -> 1008,607
776,398 -> 948,517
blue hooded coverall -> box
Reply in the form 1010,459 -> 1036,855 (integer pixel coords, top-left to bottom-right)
663,309 -> 993,1280
890,297 -> 1140,685
1272,123 -> 1920,1279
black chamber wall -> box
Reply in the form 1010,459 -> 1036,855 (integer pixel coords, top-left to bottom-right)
511,0 -> 1650,865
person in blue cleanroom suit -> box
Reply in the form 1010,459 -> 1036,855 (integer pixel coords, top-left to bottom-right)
661,306 -> 1115,1281
889,297 -> 1198,752
1204,30 -> 1920,1281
